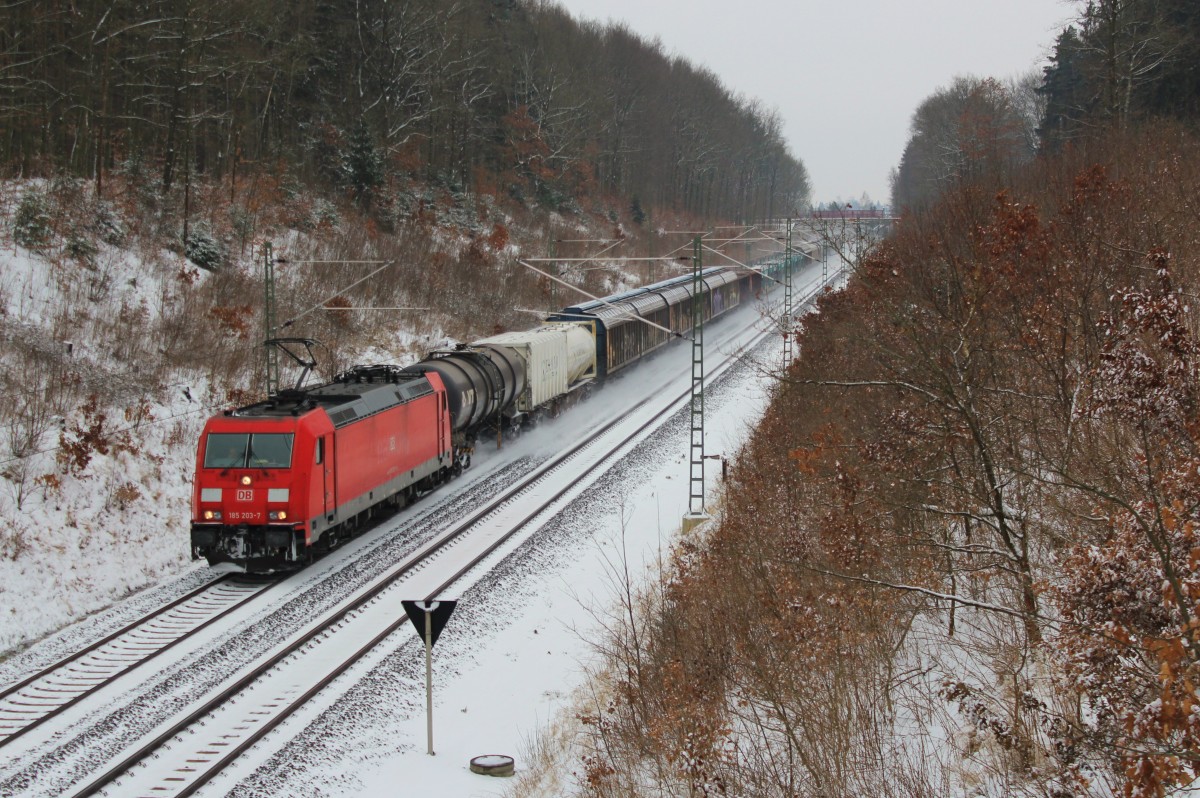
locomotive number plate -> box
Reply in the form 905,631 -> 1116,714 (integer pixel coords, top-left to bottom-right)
236,489 -> 253,502
227,511 -> 259,521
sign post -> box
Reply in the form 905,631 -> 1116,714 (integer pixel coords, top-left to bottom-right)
402,599 -> 457,756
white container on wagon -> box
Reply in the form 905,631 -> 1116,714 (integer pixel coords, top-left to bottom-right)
477,323 -> 596,413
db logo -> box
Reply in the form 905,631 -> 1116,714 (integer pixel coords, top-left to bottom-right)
236,489 -> 253,502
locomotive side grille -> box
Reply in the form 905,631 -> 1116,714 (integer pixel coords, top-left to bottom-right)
399,382 -> 434,401
329,408 -> 358,426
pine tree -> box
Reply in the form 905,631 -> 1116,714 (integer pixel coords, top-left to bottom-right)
630,195 -> 646,225
1038,27 -> 1091,149
344,120 -> 385,210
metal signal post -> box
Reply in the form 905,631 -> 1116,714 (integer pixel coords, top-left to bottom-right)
401,600 -> 457,756
424,609 -> 433,754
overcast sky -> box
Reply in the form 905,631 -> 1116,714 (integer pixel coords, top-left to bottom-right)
551,0 -> 1077,205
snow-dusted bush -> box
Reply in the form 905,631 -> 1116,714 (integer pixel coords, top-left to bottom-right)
65,231 -> 99,265
93,200 -> 127,246
14,189 -> 53,250
313,198 -> 340,230
184,224 -> 226,271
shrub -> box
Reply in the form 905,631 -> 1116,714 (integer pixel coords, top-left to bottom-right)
313,198 -> 340,230
111,481 -> 141,511
631,196 -> 646,225
14,189 -> 53,250
231,205 -> 254,242
94,200 -> 127,246
184,224 -> 225,271
66,231 -> 99,264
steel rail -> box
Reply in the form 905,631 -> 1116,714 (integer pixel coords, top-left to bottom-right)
0,575 -> 278,749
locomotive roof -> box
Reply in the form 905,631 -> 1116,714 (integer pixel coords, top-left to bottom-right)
230,369 -> 434,428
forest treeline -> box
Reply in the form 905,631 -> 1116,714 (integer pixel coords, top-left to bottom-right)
891,0 -> 1200,211
0,0 -> 807,223
575,2 -> 1200,797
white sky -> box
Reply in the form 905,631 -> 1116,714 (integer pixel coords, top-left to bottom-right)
552,0 -> 1078,205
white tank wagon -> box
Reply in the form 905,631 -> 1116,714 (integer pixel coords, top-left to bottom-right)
476,322 -> 597,422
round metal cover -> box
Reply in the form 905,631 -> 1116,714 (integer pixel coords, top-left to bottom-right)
469,754 -> 515,777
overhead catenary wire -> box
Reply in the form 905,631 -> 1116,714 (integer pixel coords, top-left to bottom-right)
520,224 -> 792,334
521,236 -> 687,338
319,307 -> 430,312
276,259 -> 390,265
701,244 -> 782,285
521,257 -> 675,262
699,226 -> 789,286
278,260 -> 396,330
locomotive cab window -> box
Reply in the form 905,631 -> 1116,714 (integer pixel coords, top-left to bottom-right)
204,433 -> 294,469
247,433 -> 294,468
204,433 -> 249,468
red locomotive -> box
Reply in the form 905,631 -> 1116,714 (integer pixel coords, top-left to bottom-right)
191,361 -> 455,570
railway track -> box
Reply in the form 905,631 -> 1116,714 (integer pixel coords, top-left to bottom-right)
4,267 -> 837,797
0,575 -> 276,750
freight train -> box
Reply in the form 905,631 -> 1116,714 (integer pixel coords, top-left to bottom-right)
190,264 -> 779,570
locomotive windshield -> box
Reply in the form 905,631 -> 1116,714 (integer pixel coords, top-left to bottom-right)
204,433 -> 294,469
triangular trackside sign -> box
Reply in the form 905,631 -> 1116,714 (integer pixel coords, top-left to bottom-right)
402,600 -> 457,648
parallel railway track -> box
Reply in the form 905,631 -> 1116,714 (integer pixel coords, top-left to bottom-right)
0,576 -> 276,750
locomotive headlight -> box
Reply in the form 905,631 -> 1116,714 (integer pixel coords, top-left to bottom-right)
241,475 -> 252,486
269,510 -> 289,521
202,510 -> 223,521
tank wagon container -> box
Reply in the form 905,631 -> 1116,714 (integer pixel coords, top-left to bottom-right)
404,345 -> 525,433
475,322 -> 596,413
